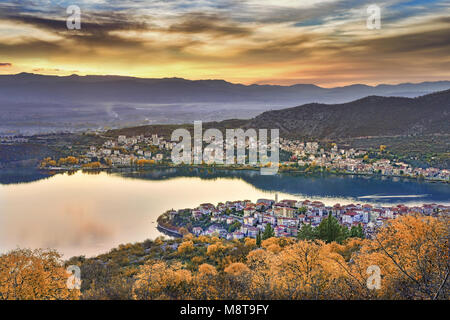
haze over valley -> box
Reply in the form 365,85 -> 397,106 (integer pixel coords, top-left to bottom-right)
1,73 -> 449,135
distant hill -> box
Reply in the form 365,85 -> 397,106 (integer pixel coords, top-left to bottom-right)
244,89 -> 450,139
1,73 -> 449,134
1,73 -> 449,104
107,89 -> 450,141
104,89 -> 450,168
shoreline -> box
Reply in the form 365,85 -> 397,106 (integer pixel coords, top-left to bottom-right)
36,164 -> 450,184
157,223 -> 183,238
155,197 -> 450,242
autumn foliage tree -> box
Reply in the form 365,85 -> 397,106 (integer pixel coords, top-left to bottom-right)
345,214 -> 449,299
58,156 -> 79,166
132,261 -> 192,300
3,215 -> 447,300
0,249 -> 80,300
82,161 -> 101,169
128,214 -> 448,300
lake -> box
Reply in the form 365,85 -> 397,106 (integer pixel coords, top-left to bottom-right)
0,168 -> 449,258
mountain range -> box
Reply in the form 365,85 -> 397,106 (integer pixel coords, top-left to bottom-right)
0,73 -> 449,135
1,73 -> 450,104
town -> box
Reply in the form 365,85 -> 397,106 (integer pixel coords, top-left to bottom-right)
37,132 -> 450,182
157,196 -> 450,241
279,138 -> 450,181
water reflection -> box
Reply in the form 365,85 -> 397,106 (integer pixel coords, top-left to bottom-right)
116,167 -> 450,203
0,168 -> 448,258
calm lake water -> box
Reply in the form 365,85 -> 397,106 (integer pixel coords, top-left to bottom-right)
0,168 -> 449,258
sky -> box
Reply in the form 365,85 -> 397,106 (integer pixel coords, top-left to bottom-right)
0,0 -> 449,86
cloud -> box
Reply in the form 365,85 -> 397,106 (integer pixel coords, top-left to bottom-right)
0,0 -> 448,85
166,12 -> 252,38
0,62 -> 12,67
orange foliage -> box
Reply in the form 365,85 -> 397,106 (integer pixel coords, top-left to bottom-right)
0,249 -> 80,300
132,261 -> 192,300
82,161 -> 101,168
177,240 -> 194,254
224,262 -> 250,276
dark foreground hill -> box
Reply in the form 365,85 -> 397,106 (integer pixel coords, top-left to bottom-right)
109,89 -> 450,140
244,89 -> 450,139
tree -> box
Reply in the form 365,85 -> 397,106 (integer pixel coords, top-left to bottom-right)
316,213 -> 348,243
58,156 -> 79,166
222,262 -> 252,299
256,231 -> 262,247
350,224 -> 364,239
82,161 -> 101,169
192,264 -> 219,299
178,240 -> 194,254
178,227 -> 189,236
265,240 -> 344,299
0,249 -> 80,300
228,221 -> 241,233
77,259 -> 133,300
344,215 -> 449,300
297,223 -> 317,241
132,261 -> 192,299
262,224 -> 275,240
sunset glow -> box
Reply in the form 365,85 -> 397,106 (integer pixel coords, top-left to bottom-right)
0,0 -> 449,86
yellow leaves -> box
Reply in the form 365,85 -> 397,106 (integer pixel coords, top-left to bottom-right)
197,235 -> 211,243
224,263 -> 250,276
191,256 -> 204,265
0,249 -> 80,300
193,264 -> 219,300
330,214 -> 450,299
266,244 -> 282,254
246,249 -> 273,274
247,239 -> 349,299
174,269 -> 192,284
177,240 -> 194,254
4,215 -> 448,300
198,263 -> 217,276
40,158 -> 58,167
206,243 -> 226,256
58,156 -> 79,166
261,237 -> 278,249
178,227 -> 189,236
183,233 -> 194,240
260,236 -> 295,250
133,215 -> 449,300
247,249 -> 269,264
244,238 -> 256,249
132,261 -> 192,300
82,161 -> 101,168
136,159 -> 154,166
206,243 -> 219,256
332,237 -> 366,261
